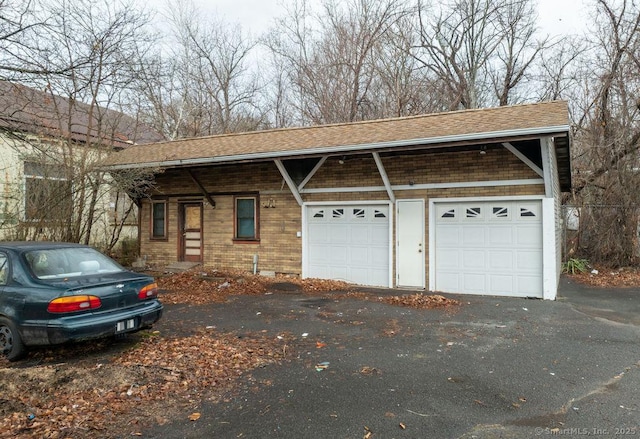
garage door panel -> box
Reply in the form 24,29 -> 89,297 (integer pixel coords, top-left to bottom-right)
329,266 -> 348,281
436,249 -> 460,269
435,200 -> 542,298
349,246 -> 369,265
489,275 -> 514,293
307,204 -> 389,287
488,227 -> 514,245
516,276 -> 543,295
516,250 -> 542,271
330,225 -> 349,242
370,225 -> 389,244
308,224 -> 329,243
462,250 -> 485,269
462,227 -> 486,245
436,226 -> 461,246
488,250 -> 514,269
349,267 -> 369,284
516,225 -> 542,245
349,226 -> 369,244
462,273 -> 486,292
371,247 -> 390,265
436,272 -> 460,291
333,246 -> 348,263
308,244 -> 330,263
370,270 -> 389,287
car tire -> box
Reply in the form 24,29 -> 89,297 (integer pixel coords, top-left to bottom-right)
0,317 -> 26,362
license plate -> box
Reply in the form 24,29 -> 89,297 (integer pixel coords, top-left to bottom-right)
116,319 -> 137,333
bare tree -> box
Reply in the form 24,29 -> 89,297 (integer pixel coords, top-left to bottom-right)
489,0 -> 547,106
412,0 -> 547,109
138,0 -> 263,139
0,0 -> 162,253
568,0 -> 640,266
536,36 -> 585,103
0,0 -> 47,80
265,0 -> 410,124
368,14 -> 454,117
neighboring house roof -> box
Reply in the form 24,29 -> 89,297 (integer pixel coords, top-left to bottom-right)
104,101 -> 572,189
0,81 -> 164,148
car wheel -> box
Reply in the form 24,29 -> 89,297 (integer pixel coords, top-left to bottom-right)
0,317 -> 26,361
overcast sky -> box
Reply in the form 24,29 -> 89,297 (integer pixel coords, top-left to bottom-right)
195,0 -> 589,37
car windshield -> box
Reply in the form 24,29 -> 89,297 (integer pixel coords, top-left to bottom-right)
24,247 -> 124,280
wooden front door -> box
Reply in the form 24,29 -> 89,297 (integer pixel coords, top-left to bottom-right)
180,203 -> 203,262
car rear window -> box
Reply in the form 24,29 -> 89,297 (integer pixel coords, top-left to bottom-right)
25,247 -> 124,279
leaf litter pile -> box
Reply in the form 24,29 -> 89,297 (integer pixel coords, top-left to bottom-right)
156,268 -> 461,309
569,265 -> 640,288
0,268 -> 460,438
0,329 -> 293,439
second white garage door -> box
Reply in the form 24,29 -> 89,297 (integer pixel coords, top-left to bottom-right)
306,204 -> 390,287
433,200 -> 543,297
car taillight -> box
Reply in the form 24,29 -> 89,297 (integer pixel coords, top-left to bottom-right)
48,295 -> 102,313
138,283 -> 158,300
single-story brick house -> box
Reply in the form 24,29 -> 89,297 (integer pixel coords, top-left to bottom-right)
105,101 -> 571,300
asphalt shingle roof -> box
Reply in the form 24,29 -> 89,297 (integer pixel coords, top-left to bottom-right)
104,101 -> 569,169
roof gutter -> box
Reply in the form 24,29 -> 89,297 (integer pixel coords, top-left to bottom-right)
104,125 -> 570,171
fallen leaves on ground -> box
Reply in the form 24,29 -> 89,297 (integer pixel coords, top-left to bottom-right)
0,270 -> 461,438
332,291 -> 461,310
156,268 -> 461,311
156,268 -> 355,305
156,269 -> 267,304
379,293 -> 461,309
0,330 -> 292,439
569,265 -> 640,288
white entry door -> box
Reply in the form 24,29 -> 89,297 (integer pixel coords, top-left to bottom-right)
433,200 -> 543,297
396,199 -> 425,288
306,204 -> 390,287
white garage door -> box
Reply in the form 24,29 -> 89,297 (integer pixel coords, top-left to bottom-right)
434,200 -> 543,297
306,205 -> 390,286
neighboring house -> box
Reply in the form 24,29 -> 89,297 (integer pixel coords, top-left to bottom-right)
0,81 -> 164,248
105,101 -> 571,300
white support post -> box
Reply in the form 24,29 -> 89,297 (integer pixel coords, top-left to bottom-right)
274,159 -> 304,206
372,152 -> 395,203
502,142 -> 544,177
542,197 -> 558,300
298,156 -> 327,191
540,138 -> 553,198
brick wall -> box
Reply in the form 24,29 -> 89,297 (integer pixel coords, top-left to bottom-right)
140,147 -> 545,279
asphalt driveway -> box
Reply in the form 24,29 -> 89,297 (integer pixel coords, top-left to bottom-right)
146,278 -> 640,438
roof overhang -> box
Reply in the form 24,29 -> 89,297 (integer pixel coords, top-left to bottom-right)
105,125 -> 570,171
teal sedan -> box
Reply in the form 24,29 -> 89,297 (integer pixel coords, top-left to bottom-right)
0,242 -> 163,361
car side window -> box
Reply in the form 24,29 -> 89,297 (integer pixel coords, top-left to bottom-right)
0,253 -> 8,286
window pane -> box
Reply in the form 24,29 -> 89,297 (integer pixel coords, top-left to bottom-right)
185,205 -> 200,230
152,202 -> 166,238
236,198 -> 255,238
24,161 -> 67,179
25,247 -> 123,280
